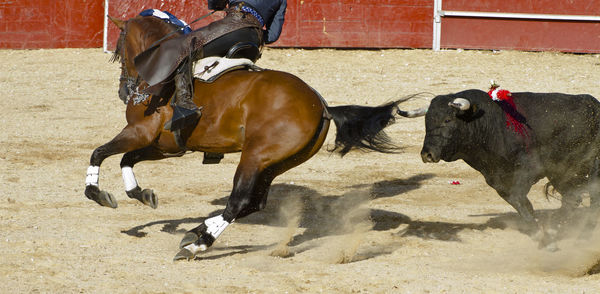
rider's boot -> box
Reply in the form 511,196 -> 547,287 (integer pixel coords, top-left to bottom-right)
164,60 -> 202,131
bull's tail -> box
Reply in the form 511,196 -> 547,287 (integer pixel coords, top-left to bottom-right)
326,98 -> 407,156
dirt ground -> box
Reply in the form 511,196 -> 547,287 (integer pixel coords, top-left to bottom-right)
2,47 -> 600,293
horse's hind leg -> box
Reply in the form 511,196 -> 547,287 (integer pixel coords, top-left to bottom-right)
85,125 -> 157,208
174,118 -> 330,260
174,160 -> 275,260
119,146 -> 175,209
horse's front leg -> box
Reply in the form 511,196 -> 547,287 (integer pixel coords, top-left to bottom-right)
120,146 -> 185,208
174,160 -> 275,261
85,124 -> 158,208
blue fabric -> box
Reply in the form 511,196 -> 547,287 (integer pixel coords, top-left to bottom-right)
240,6 -> 264,27
227,0 -> 287,44
139,9 -> 192,34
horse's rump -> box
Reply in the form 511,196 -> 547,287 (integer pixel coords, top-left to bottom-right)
188,69 -> 326,151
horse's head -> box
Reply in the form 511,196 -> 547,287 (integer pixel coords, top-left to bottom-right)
108,15 -> 181,104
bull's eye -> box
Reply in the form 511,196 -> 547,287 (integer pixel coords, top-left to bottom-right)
444,119 -> 452,123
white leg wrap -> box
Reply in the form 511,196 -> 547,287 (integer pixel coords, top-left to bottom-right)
205,215 -> 230,239
85,166 -> 99,186
121,166 -> 138,191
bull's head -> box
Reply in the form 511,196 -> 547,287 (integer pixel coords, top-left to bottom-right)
421,95 -> 480,163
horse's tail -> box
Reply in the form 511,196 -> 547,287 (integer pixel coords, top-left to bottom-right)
326,97 -> 409,156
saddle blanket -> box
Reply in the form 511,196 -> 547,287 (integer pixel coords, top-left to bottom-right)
139,9 -> 192,34
193,57 -> 254,82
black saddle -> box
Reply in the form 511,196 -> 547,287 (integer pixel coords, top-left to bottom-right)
226,42 -> 261,62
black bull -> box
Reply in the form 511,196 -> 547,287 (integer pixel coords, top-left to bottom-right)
420,89 -> 600,249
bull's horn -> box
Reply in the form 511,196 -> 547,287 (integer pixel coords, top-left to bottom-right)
397,107 -> 428,118
448,98 -> 470,110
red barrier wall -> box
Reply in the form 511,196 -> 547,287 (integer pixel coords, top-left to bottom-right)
0,0 -> 104,49
2,0 -> 600,53
440,0 -> 600,53
105,0 -> 434,50
276,0 -> 433,48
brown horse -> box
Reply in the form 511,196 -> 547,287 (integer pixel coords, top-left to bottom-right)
86,14 -> 417,260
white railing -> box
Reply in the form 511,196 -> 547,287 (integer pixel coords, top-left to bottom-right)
432,0 -> 600,51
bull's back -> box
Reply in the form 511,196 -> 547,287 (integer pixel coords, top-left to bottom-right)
515,92 -> 600,164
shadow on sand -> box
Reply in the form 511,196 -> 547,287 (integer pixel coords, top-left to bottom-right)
121,173 -> 594,262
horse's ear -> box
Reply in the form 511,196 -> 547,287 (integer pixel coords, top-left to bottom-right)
108,15 -> 125,30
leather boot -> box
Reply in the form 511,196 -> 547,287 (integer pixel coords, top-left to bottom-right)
164,60 -> 202,131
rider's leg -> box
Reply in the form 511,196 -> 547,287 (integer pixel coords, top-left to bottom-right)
164,56 -> 202,131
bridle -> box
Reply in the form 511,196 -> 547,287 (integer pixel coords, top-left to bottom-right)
116,26 -> 150,105
116,11 -> 217,105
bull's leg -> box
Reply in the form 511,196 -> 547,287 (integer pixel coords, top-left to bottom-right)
580,162 -> 600,238
498,189 -> 558,250
174,161 -> 275,261
85,125 -> 157,208
556,193 -> 582,223
120,146 -> 179,209
577,193 -> 600,240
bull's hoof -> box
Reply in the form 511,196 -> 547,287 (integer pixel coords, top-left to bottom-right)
85,185 -> 118,208
537,229 -> 559,252
539,241 -> 559,252
126,186 -> 158,209
578,217 -> 598,240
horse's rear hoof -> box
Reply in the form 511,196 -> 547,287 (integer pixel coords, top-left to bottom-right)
174,241 -> 209,261
179,232 -> 199,248
173,248 -> 195,261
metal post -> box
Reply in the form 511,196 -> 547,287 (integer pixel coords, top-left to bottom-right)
432,0 -> 442,51
103,0 -> 109,53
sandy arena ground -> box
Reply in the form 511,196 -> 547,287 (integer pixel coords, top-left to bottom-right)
1,47 -> 600,293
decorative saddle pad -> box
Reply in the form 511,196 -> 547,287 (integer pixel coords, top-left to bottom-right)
193,57 -> 257,82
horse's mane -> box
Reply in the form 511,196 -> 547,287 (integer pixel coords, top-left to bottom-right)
110,36 -> 124,63
110,16 -> 182,64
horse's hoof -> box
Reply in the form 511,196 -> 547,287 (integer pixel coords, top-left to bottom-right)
179,232 -> 199,248
174,242 -> 209,261
97,191 -> 118,208
85,186 -> 117,208
141,189 -> 158,209
173,248 -> 195,261
126,187 -> 158,209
